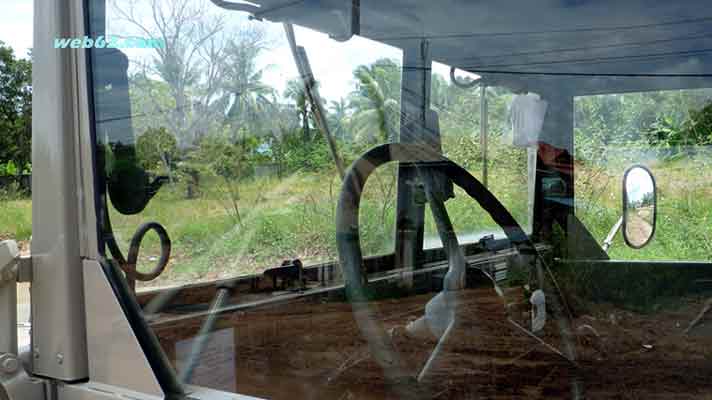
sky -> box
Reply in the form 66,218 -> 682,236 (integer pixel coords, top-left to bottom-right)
0,0 -> 456,102
626,167 -> 655,204
107,6 -> 455,103
255,22 -> 404,102
0,0 -> 33,59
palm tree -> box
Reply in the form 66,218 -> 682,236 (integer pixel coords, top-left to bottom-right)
283,79 -> 312,142
221,34 -> 276,141
328,98 -> 350,141
349,58 -> 401,144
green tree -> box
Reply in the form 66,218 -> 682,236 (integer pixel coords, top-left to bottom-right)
645,102 -> 712,157
197,130 -> 259,223
113,0 -> 227,147
284,79 -> 312,142
221,30 -> 276,141
129,74 -> 176,134
135,126 -> 178,175
328,98 -> 350,141
0,42 -> 32,174
349,58 -> 401,145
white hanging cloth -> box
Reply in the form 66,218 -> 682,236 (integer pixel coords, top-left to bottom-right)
509,93 -> 548,147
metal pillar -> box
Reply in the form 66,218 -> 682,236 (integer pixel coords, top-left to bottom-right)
0,241 -> 19,356
480,85 -> 488,188
30,0 -> 90,380
394,40 -> 432,279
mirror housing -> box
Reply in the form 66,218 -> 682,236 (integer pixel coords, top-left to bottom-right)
93,49 -> 166,215
622,165 -> 657,249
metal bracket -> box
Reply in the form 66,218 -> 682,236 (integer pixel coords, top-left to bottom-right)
0,241 -> 19,358
16,256 -> 32,283
0,352 -> 47,400
0,253 -> 32,285
0,241 -> 19,286
0,241 -> 38,399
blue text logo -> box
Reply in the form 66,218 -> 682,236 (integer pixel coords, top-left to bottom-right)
54,36 -> 165,49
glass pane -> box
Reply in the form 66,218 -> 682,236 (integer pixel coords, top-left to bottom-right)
86,1 -> 712,399
434,73 -> 532,248
575,89 -> 712,261
91,3 -> 402,289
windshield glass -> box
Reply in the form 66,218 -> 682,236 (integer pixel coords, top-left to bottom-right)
92,10 -> 405,285
89,2 -> 531,288
574,89 -> 712,261
87,1 -> 712,399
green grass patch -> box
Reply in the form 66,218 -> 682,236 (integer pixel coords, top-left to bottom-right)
2,152 -> 711,297
0,199 -> 31,241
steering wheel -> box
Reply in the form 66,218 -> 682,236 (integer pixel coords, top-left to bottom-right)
335,143 -> 580,398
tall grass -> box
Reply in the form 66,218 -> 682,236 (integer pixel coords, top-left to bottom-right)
0,200 -> 31,241
101,169 -> 399,286
568,150 -> 712,311
0,184 -> 31,241
576,154 -> 712,261
1,149 -> 710,296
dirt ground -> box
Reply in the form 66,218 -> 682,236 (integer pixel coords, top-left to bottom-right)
625,212 -> 654,247
152,287 -> 712,399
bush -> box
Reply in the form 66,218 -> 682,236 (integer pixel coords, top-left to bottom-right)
136,126 -> 178,172
645,102 -> 712,159
283,132 -> 334,174
0,161 -> 31,176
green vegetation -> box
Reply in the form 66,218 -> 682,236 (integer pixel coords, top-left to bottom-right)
102,169 -> 395,283
0,198 -> 31,241
561,91 -> 712,311
574,90 -> 712,263
2,8 -> 712,311
0,41 -> 31,176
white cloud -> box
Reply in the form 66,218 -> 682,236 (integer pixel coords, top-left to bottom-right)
0,0 -> 33,58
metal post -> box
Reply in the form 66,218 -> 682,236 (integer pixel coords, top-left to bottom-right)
0,284 -> 17,356
283,23 -> 346,179
527,145 -> 537,233
480,85 -> 488,188
0,241 -> 19,356
394,40 -> 432,281
30,0 -> 89,379
602,217 -> 623,252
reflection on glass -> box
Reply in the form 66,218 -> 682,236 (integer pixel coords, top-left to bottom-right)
624,166 -> 656,248
84,1 -> 712,399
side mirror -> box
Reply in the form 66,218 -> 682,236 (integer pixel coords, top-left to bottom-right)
622,165 -> 657,249
93,49 -> 165,214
